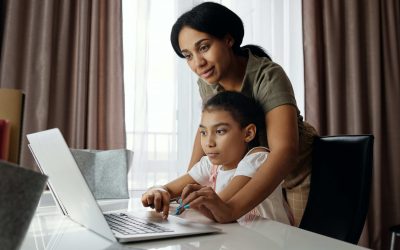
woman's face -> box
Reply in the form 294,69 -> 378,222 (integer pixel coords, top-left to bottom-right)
178,26 -> 234,84
199,109 -> 249,169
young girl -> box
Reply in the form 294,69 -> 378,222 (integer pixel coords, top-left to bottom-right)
141,91 -> 291,224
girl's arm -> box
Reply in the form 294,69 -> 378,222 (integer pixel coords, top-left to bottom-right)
182,105 -> 299,222
218,148 -> 267,201
141,174 -> 197,218
163,174 -> 197,198
187,128 -> 205,171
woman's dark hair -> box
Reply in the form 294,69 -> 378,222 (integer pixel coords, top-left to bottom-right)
202,91 -> 265,149
171,2 -> 271,60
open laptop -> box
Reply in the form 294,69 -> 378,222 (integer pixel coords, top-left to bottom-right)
27,128 -> 221,243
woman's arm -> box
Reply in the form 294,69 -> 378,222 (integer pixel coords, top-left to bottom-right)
182,104 -> 299,222
218,176 -> 251,201
228,104 -> 299,217
187,128 -> 205,171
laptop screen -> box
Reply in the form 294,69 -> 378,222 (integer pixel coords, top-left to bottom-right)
27,128 -> 115,241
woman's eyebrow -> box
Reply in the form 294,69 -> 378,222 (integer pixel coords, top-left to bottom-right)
181,38 -> 210,53
194,38 -> 210,47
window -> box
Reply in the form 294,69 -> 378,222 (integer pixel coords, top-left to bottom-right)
123,0 -> 200,190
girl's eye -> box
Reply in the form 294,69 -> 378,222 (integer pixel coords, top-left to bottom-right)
216,129 -> 226,135
200,130 -> 206,136
199,45 -> 209,53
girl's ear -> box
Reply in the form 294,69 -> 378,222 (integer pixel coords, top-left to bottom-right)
244,124 -> 256,143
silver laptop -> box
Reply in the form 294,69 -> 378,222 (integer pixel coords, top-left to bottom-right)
27,128 -> 221,243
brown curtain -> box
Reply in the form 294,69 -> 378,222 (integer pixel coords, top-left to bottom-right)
303,0 -> 400,249
0,0 -> 126,169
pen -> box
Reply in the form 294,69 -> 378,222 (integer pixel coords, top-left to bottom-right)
174,201 -> 190,215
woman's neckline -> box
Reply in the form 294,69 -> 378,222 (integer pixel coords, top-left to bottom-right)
219,54 -> 248,92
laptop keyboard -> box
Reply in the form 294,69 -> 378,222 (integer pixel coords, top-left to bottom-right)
104,213 -> 174,235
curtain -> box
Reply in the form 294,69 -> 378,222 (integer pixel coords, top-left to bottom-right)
124,0 -> 184,189
229,0 -> 305,115
0,0 -> 126,169
303,0 -> 400,249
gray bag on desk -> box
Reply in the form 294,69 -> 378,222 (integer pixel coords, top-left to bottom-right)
70,149 -> 133,199
0,160 -> 48,250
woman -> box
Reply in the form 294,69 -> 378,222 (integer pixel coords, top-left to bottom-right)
170,2 -> 317,226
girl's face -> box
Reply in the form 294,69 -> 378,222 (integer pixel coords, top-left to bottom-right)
178,26 -> 234,84
199,109 -> 255,169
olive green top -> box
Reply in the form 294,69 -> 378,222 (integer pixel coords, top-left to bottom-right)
197,50 -> 317,188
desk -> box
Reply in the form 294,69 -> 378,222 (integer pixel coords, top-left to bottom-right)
21,192 -> 369,250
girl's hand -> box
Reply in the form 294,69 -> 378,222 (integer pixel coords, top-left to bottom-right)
181,184 -> 235,223
141,187 -> 171,219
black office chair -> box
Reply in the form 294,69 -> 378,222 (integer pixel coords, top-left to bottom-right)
390,225 -> 400,250
299,135 -> 374,244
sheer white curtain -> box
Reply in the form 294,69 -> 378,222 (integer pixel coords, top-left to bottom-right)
122,0 -> 304,190
228,0 -> 305,115
123,0 -> 180,190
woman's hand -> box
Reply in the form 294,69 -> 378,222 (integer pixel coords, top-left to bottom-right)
141,187 -> 171,219
181,184 -> 235,223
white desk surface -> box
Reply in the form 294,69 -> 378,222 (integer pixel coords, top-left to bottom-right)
21,192 -> 369,250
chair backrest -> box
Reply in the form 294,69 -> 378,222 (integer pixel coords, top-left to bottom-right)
0,119 -> 11,160
0,89 -> 25,163
299,135 -> 374,244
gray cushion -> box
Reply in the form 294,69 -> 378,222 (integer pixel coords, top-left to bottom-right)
70,149 -> 133,199
0,160 -> 48,250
